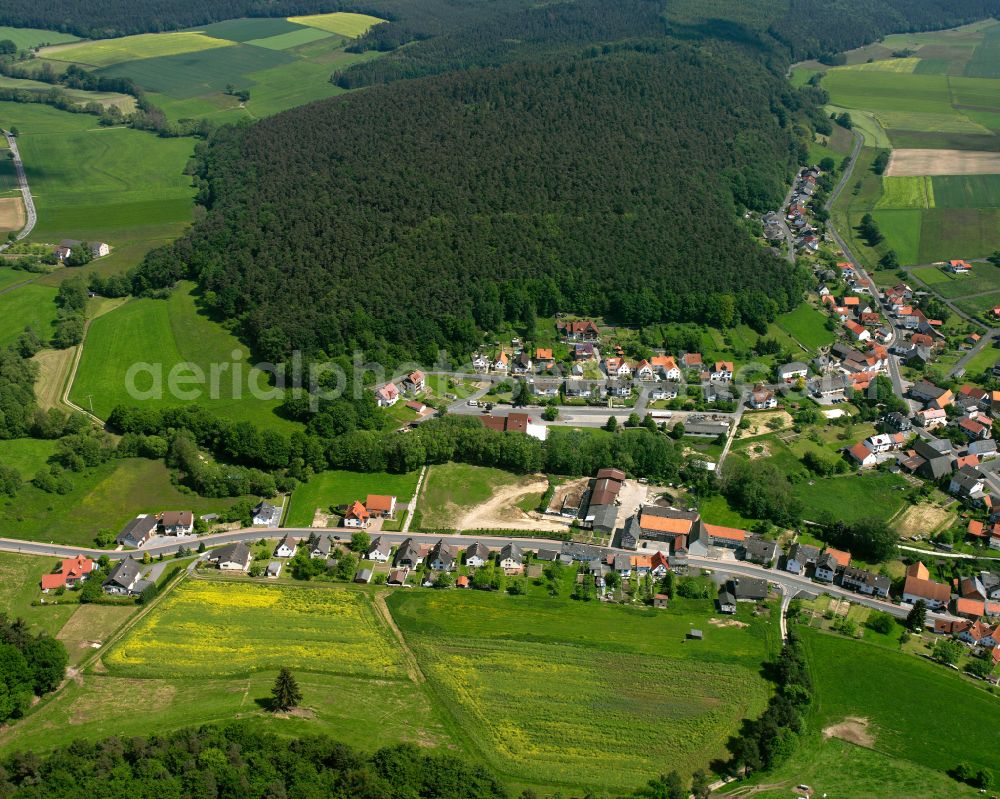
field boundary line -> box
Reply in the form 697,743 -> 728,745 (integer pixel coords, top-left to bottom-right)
373,590 -> 425,684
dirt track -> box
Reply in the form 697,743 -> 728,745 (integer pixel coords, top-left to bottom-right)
456,477 -> 572,532
887,148 -> 1000,176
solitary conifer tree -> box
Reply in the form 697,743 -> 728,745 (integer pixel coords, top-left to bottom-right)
271,667 -> 302,711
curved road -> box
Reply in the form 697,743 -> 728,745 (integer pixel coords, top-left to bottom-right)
1,130 -> 36,246
0,528 -> 959,630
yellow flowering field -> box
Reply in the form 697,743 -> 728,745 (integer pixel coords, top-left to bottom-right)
105,581 -> 405,679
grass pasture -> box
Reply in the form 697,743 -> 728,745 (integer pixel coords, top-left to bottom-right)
919,207 -> 1000,261
245,28 -> 334,50
41,31 -> 233,68
196,18 -> 308,42
105,581 -> 406,678
932,173 -> 1000,207
774,303 -> 834,351
869,209 -> 922,265
56,604 -> 136,666
285,469 -> 420,527
910,263 -> 1000,299
0,25 -> 78,49
800,628 -> 1000,776
389,588 -> 777,791
822,71 -> 954,115
0,437 -> 57,476
876,175 -> 935,209
288,12 -> 385,37
69,281 -> 296,429
0,457 -> 248,547
0,283 -> 58,347
96,44 -> 295,99
418,462 -> 525,529
0,102 -> 195,245
964,20 -> 1000,78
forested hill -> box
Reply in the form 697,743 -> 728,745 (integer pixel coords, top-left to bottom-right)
132,45 -> 806,364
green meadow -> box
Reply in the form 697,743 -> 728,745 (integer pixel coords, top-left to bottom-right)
0,552 -> 77,637
0,102 -> 195,246
876,175 -> 935,209
69,281 -> 297,430
0,457 -> 250,547
0,25 -> 77,49
0,437 -> 58,476
774,303 -> 835,351
41,31 -> 233,68
0,283 -> 58,347
799,628 -> 1000,776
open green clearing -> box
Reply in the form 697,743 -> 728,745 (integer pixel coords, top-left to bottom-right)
96,44 -> 295,99
0,669 -> 448,757
0,458 -> 248,547
730,737 -> 984,799
29,14 -> 385,125
0,283 -> 58,347
0,265 -> 34,291
70,281 -> 296,430
285,469 -> 420,527
774,303 -> 835,351
0,25 -> 77,49
820,23 -> 1000,266
0,437 -> 57,475
800,628 -> 1000,776
0,552 -> 77,637
932,174 -> 1000,207
389,587 -> 776,792
0,102 -> 195,246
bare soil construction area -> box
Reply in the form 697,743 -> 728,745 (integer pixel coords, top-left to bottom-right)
456,477 -> 571,533
0,197 -> 25,231
823,716 -> 874,748
892,502 -> 953,538
887,148 -> 1000,176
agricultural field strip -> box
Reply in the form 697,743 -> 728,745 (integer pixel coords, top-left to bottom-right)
104,581 -> 407,680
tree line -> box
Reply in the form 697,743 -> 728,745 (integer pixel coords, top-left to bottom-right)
108,405 -> 683,492
0,614 -> 67,726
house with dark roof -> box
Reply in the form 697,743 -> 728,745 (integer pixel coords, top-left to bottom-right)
211,542 -> 252,572
785,543 -> 821,575
726,577 -> 769,602
103,558 -> 145,596
252,501 -> 281,527
839,565 -> 890,597
394,538 -> 423,568
741,537 -> 780,566
428,540 -> 457,572
465,541 -> 491,568
717,588 -> 736,614
367,536 -> 392,562
160,511 -> 194,536
116,515 -> 158,548
499,543 -> 523,573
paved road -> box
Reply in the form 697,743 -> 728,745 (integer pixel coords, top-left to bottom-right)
0,529 -> 962,627
0,131 -> 36,247
823,130 -> 906,399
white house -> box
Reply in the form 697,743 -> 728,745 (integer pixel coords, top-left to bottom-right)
652,356 -> 681,381
91,241 -> 110,258
493,352 -> 510,372
160,511 -> 193,536
711,361 -> 734,381
274,535 -> 298,558
428,540 -> 457,572
465,541 -> 491,568
211,542 -> 252,572
635,360 -> 656,381
367,536 -> 392,562
499,543 -> 523,573
376,383 -> 400,407
785,543 -> 820,576
777,361 -> 808,381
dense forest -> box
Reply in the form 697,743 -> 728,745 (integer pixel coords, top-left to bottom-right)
131,45 -> 806,365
